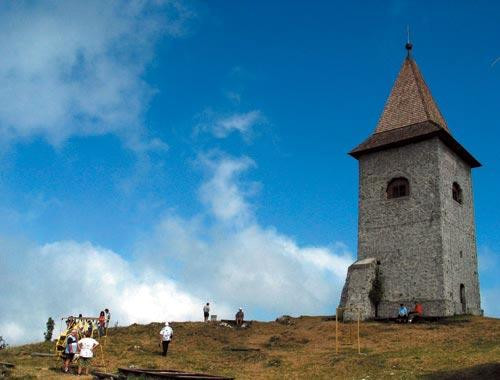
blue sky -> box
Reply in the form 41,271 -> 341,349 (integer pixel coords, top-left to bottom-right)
0,0 -> 498,344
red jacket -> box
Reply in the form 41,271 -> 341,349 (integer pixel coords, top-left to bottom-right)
414,304 -> 423,315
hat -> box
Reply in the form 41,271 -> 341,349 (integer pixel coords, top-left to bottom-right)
164,321 -> 169,326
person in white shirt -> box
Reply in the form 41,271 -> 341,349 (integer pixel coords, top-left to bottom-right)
104,308 -> 111,329
159,322 -> 173,357
77,330 -> 99,376
203,303 -> 210,322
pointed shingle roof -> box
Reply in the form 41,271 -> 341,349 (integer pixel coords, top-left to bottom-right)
375,57 -> 449,133
349,51 -> 480,168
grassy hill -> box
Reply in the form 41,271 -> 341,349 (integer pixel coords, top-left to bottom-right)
1,315 -> 499,379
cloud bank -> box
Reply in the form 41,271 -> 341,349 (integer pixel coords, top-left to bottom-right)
138,152 -> 353,318
0,239 -> 210,344
0,0 -> 192,150
0,152 -> 353,345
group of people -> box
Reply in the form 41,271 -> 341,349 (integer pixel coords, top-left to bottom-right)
61,303 -> 248,369
65,309 -> 111,338
62,329 -> 99,375
202,303 -> 246,326
60,300 -> 428,372
60,308 -> 111,374
158,304 -> 247,358
397,302 -> 423,323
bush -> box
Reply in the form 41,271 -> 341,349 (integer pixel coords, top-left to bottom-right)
369,268 -> 383,317
44,317 -> 55,342
0,336 -> 7,350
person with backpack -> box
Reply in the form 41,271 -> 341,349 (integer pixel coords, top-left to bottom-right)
159,322 -> 173,357
62,329 -> 78,373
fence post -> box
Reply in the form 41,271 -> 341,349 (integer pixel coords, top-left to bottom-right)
335,307 -> 339,354
357,309 -> 360,354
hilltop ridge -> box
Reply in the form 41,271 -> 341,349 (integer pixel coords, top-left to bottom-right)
0,315 -> 499,379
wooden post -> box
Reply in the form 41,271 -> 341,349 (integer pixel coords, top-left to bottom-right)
335,307 -> 339,354
357,309 -> 360,354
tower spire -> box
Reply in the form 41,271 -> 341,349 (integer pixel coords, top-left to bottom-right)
405,25 -> 413,57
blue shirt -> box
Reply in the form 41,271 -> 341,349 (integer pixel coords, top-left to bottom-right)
399,306 -> 408,316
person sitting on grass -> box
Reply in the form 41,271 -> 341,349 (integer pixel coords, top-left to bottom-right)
397,304 -> 409,323
62,329 -> 78,373
408,302 -> 423,323
77,330 -> 99,376
235,308 -> 244,327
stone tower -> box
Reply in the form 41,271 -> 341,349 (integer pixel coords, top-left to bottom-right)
339,45 -> 482,320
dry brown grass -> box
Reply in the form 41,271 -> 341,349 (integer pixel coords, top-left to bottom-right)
1,315 -> 499,379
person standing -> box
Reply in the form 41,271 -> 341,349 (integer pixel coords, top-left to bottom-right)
159,322 -> 173,357
62,329 -> 78,373
104,308 -> 111,329
203,303 -> 210,322
235,308 -> 244,327
98,311 -> 106,337
77,330 -> 99,376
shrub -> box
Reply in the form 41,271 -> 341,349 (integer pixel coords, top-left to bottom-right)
0,336 -> 7,350
44,317 -> 55,342
369,268 -> 383,317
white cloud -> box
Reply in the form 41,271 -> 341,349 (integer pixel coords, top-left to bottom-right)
0,153 -> 353,345
198,152 -> 257,224
0,239 -> 218,345
0,0 -> 192,150
196,110 -> 265,140
141,153 -> 353,318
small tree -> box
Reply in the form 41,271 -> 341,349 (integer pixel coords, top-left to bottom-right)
369,267 -> 383,318
44,317 -> 55,342
0,336 -> 7,350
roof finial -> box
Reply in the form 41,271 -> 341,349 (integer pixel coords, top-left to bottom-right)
405,25 -> 413,57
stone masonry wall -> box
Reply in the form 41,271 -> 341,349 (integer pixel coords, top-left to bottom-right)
438,141 -> 482,315
357,138 -> 447,318
339,258 -> 377,321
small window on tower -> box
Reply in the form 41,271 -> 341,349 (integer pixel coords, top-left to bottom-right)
452,182 -> 463,204
387,177 -> 409,199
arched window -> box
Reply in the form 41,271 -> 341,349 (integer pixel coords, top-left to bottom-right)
387,177 -> 409,199
452,182 -> 463,204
